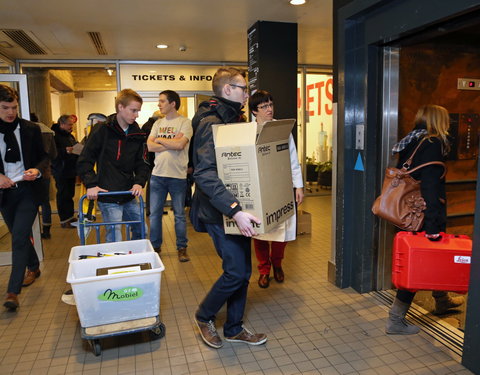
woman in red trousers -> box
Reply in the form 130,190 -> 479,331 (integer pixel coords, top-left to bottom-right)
249,90 -> 304,288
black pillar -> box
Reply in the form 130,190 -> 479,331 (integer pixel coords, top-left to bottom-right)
247,21 -> 298,123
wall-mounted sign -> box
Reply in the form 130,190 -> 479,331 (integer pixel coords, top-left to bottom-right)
119,64 -> 218,92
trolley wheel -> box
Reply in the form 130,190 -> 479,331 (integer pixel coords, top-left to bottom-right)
150,322 -> 166,340
89,339 -> 102,356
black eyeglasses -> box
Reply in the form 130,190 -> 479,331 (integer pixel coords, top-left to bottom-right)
257,102 -> 274,110
229,83 -> 248,93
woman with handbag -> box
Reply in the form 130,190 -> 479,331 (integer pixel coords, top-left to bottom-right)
249,90 -> 304,288
386,104 -> 464,335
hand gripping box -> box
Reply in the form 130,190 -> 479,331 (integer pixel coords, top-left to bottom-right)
213,119 -> 296,235
392,231 -> 472,293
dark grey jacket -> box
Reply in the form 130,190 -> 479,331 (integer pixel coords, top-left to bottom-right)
190,96 -> 245,228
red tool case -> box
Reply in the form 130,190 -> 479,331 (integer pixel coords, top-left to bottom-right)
392,231 -> 472,293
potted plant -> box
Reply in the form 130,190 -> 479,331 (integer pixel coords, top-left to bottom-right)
316,160 -> 332,188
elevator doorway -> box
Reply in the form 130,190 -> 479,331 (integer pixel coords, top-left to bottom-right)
375,18 -> 480,354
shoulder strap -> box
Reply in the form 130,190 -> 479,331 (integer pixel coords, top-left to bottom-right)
405,161 -> 447,179
402,137 -> 427,169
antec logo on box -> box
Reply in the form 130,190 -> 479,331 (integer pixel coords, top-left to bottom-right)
258,145 -> 271,154
221,151 -> 242,159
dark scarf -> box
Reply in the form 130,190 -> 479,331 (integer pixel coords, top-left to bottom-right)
0,117 -> 21,162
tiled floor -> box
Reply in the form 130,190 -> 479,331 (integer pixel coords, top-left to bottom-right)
0,195 -> 474,375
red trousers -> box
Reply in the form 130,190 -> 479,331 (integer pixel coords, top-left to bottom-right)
253,239 -> 287,275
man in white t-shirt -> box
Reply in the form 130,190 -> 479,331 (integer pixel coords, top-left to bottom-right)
147,90 -> 193,262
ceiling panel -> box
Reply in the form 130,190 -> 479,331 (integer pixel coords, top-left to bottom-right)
0,0 -> 332,65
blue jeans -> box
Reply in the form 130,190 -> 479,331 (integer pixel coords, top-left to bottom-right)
149,176 -> 188,249
97,199 -> 144,243
39,178 -> 52,226
196,223 -> 252,337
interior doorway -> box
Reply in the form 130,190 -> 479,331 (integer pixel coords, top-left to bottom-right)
375,16 -> 480,353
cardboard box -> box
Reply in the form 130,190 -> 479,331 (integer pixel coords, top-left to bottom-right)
297,210 -> 312,235
213,119 -> 296,234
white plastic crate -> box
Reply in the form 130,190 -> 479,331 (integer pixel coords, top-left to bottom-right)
66,252 -> 164,328
69,239 -> 154,263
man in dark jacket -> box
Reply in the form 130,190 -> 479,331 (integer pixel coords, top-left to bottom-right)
77,89 -> 149,242
30,113 -> 57,239
0,84 -> 48,310
52,114 -> 78,228
191,67 -> 267,348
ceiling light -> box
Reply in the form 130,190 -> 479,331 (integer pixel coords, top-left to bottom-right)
290,0 -> 306,4
156,44 -> 168,49
106,68 -> 114,76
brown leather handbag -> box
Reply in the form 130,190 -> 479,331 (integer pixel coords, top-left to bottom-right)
371,139 -> 446,232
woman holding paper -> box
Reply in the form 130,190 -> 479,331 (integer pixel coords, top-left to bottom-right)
249,90 -> 304,288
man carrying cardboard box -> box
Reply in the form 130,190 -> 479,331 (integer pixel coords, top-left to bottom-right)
190,67 -> 267,348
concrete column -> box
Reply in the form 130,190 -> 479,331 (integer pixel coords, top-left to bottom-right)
25,68 -> 52,125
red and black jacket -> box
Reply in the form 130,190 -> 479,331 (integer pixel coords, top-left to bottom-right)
77,114 -> 149,204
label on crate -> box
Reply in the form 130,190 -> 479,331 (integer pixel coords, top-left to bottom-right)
98,287 -> 143,302
454,255 -> 471,264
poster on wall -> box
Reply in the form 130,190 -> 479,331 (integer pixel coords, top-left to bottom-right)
297,73 -> 334,163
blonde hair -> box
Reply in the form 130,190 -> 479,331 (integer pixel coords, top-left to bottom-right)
212,67 -> 246,97
414,105 -> 450,152
115,89 -> 143,112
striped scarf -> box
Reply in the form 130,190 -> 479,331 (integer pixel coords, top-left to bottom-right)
391,129 -> 427,155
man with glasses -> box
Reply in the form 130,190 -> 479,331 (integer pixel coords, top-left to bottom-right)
190,67 -> 267,348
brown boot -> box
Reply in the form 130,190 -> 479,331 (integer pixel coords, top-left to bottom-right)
433,293 -> 465,315
273,267 -> 284,283
23,269 -> 41,287
178,248 -> 190,262
258,274 -> 270,288
4,293 -> 19,310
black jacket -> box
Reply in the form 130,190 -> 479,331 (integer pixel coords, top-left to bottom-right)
0,118 -> 48,203
52,123 -> 78,179
190,96 -> 245,227
77,114 -> 149,204
397,134 -> 447,234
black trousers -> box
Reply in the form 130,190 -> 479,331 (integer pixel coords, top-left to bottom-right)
0,183 -> 39,294
54,176 -> 76,222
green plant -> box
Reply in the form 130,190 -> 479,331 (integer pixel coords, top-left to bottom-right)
315,160 -> 332,173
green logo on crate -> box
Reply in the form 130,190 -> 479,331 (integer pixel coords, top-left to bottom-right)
98,287 -> 143,302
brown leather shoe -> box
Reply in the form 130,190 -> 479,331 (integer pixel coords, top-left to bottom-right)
258,274 -> 270,288
194,315 -> 223,348
273,267 -> 284,283
178,248 -> 190,262
22,269 -> 41,287
4,293 -> 19,310
225,326 -> 267,345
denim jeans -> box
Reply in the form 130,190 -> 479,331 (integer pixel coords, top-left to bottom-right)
196,223 -> 252,337
39,177 -> 52,226
97,198 -> 144,243
149,176 -> 187,249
